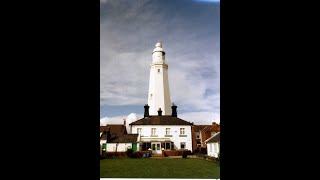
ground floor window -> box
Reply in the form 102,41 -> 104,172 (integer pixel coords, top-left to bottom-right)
142,142 -> 151,151
180,142 -> 186,149
143,142 -> 175,150
165,142 -> 170,150
161,142 -> 171,150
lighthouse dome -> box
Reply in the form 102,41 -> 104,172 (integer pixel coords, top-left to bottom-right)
152,42 -> 165,53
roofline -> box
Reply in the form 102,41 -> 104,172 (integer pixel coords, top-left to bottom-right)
129,124 -> 192,126
205,131 -> 220,143
104,124 -> 124,126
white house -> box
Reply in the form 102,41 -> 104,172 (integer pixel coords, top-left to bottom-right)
129,104 -> 193,155
205,132 -> 220,158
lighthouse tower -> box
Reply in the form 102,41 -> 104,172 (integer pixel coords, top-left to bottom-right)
147,42 -> 172,116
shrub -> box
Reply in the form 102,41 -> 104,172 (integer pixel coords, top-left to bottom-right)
100,152 -> 107,160
182,152 -> 188,158
208,156 -> 215,161
126,149 -> 143,158
126,148 -> 134,158
215,152 -> 220,164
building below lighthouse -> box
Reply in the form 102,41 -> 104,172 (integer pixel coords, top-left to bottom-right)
129,104 -> 193,154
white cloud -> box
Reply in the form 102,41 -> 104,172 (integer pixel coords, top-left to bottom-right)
100,114 -> 141,126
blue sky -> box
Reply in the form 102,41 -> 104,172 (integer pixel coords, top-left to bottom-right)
100,0 -> 220,125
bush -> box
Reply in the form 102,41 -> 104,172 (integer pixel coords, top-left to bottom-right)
126,149 -> 143,158
100,152 -> 107,160
215,152 -> 220,164
182,152 -> 188,158
126,148 -> 133,157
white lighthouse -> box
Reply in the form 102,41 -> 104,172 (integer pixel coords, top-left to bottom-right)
147,42 -> 172,116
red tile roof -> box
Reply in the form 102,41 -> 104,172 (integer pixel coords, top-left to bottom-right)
100,124 -> 127,134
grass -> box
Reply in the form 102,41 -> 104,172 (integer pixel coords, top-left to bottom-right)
100,158 -> 220,178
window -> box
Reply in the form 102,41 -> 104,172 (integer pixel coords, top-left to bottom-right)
137,128 -> 142,134
166,128 -> 170,135
142,142 -> 151,151
165,142 -> 171,150
180,128 -> 185,135
180,142 -> 186,149
197,144 -> 201,147
151,128 -> 156,135
162,142 -> 171,150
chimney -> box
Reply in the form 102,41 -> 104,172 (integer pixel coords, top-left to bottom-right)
158,108 -> 162,116
171,103 -> 177,117
124,119 -> 126,126
107,127 -> 111,142
144,104 -> 150,117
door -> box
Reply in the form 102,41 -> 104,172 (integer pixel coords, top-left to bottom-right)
151,142 -> 161,154
102,143 -> 107,152
132,143 -> 137,151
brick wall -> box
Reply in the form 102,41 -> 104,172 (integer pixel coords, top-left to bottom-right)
162,150 -> 192,157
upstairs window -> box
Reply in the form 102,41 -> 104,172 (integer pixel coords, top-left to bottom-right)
151,128 -> 156,135
180,128 -> 185,135
166,128 -> 170,135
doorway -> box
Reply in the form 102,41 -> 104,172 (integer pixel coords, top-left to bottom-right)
151,142 -> 161,154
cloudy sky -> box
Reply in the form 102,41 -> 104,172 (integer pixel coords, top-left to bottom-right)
100,0 -> 220,125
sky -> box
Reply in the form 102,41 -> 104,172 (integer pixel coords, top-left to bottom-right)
100,0 -> 220,125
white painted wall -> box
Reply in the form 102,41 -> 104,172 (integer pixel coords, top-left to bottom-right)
148,42 -> 171,116
106,143 -> 133,152
131,125 -> 192,151
207,142 -> 220,157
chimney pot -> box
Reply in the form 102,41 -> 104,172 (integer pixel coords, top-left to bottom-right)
171,103 -> 177,117
158,108 -> 162,116
144,104 -> 150,117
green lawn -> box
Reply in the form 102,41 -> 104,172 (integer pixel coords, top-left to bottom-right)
100,158 -> 220,178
